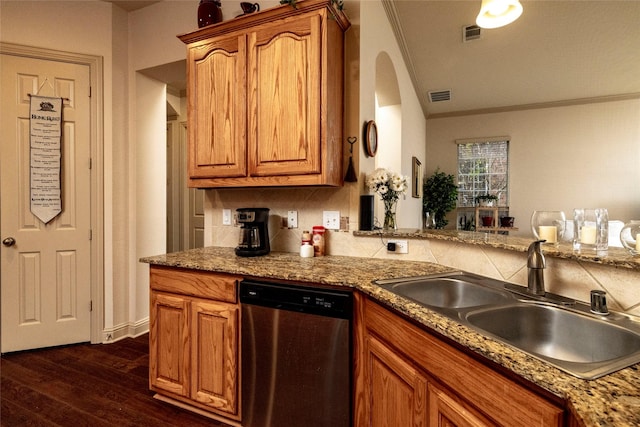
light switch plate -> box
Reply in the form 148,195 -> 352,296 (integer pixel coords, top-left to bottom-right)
323,210 -> 340,230
287,210 -> 298,228
222,209 -> 232,225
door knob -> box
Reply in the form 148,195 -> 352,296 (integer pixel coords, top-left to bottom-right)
2,237 -> 16,247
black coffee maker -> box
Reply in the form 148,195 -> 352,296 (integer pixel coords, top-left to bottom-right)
235,208 -> 270,257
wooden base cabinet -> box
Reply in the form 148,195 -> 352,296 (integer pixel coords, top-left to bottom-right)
149,266 -> 241,423
355,296 -> 565,427
366,334 -> 428,426
179,0 -> 350,188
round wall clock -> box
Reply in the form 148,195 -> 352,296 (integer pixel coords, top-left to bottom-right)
364,120 -> 378,157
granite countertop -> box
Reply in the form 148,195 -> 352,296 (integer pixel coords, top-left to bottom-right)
141,247 -> 640,426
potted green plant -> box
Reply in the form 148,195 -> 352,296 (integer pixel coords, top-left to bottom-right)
475,194 -> 498,207
423,169 -> 458,229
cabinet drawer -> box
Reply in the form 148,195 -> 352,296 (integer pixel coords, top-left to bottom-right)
150,266 -> 239,303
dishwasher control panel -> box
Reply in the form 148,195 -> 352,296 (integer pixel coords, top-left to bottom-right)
239,280 -> 352,319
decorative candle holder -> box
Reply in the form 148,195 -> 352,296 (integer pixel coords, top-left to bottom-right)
620,220 -> 640,255
531,211 -> 566,245
573,208 -> 608,255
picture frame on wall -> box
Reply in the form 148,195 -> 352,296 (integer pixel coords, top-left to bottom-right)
412,156 -> 422,198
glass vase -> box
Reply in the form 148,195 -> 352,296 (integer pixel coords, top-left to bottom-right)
573,208 -> 608,255
620,220 -> 640,255
423,211 -> 436,230
383,199 -> 397,231
531,210 -> 566,245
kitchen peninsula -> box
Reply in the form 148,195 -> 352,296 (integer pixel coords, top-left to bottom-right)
354,228 -> 640,270
141,246 -> 640,427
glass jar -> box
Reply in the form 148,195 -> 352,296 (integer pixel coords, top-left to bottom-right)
574,208 -> 608,255
620,220 -> 640,255
530,211 -> 566,245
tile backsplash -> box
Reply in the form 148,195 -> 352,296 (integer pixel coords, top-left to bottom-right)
207,188 -> 640,318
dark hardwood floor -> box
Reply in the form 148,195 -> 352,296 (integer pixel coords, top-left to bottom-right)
1,334 -> 230,426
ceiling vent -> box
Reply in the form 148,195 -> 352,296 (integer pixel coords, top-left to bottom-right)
428,90 -> 452,103
463,24 -> 482,42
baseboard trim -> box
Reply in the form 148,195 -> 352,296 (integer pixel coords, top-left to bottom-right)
102,317 -> 149,343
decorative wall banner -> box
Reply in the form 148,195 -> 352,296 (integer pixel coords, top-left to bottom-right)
30,95 -> 63,224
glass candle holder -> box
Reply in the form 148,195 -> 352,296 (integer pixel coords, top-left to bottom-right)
620,220 -> 640,255
530,211 -> 566,245
573,208 -> 608,255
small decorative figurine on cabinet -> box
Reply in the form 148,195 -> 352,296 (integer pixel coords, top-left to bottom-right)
198,0 -> 223,28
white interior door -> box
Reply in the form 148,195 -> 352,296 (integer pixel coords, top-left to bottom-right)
168,119 -> 204,251
1,54 -> 92,352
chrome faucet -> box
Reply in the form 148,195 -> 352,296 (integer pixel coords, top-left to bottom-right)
527,240 -> 546,296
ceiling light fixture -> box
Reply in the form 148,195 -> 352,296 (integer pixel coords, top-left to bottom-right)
476,0 -> 523,29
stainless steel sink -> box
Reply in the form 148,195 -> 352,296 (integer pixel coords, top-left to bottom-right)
376,272 -> 640,379
375,272 -> 515,309
466,303 -> 640,378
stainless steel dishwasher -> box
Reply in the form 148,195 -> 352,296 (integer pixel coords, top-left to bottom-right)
240,280 -> 352,427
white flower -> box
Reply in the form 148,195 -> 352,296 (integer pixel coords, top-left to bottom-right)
365,168 -> 408,201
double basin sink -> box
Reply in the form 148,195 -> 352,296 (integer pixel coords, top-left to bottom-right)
375,272 -> 640,379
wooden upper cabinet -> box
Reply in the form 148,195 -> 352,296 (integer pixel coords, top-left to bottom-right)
179,0 -> 350,188
188,34 -> 247,179
247,13 -> 321,177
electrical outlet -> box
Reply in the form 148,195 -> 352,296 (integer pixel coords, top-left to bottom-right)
387,239 -> 408,254
222,209 -> 232,225
323,211 -> 340,230
287,210 -> 298,228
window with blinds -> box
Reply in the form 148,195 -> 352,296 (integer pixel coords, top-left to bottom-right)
457,139 -> 509,207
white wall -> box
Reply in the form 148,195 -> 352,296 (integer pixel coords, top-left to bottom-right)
360,0 -> 426,229
134,74 -> 167,323
425,98 -> 640,234
108,3 -> 130,332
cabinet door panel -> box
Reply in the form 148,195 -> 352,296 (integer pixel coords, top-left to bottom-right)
428,383 -> 495,427
188,35 -> 246,178
150,292 -> 190,397
366,335 -> 428,427
190,299 -> 239,414
248,13 -> 321,177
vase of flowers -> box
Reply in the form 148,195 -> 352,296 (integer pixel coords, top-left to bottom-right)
366,168 -> 408,231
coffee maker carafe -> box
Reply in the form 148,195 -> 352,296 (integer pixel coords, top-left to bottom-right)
235,208 -> 270,257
